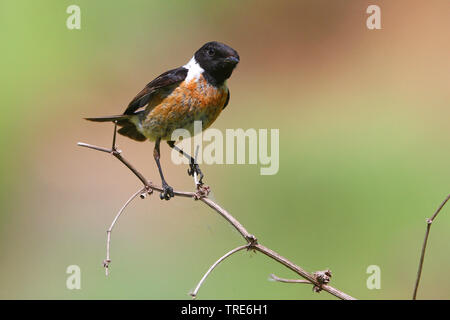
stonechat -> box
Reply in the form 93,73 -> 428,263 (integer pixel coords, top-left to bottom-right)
86,41 -> 240,200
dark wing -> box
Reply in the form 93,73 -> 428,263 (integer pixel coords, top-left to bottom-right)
124,67 -> 188,115
223,88 -> 230,110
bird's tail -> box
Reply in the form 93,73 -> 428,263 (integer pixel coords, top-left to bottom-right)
84,114 -> 147,142
84,114 -> 130,122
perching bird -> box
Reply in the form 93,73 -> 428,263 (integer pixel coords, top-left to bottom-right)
85,41 -> 240,200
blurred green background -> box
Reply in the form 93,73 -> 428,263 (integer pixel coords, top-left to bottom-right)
0,0 -> 449,299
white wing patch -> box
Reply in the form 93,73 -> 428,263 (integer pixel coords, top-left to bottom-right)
183,56 -> 204,82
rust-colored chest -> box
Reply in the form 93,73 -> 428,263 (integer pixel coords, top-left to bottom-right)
140,74 -> 228,140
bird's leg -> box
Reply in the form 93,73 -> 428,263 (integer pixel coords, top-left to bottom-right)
154,138 -> 174,200
167,141 -> 204,185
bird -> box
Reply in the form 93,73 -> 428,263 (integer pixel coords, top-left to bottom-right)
85,41 -> 240,200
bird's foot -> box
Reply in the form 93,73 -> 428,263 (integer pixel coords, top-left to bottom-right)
188,162 -> 204,185
159,182 -> 174,200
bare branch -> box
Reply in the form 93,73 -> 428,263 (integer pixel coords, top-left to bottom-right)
269,274 -> 311,284
78,130 -> 356,300
78,142 -> 149,188
413,194 -> 450,299
199,197 -> 256,243
103,187 -> 146,275
77,141 -> 195,199
78,142 -> 112,154
190,245 -> 249,299
111,121 -> 118,150
253,244 -> 355,300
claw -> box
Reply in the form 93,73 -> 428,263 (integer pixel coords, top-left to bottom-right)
188,163 -> 204,185
159,183 -> 174,200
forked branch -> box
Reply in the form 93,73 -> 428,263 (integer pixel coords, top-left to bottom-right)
78,125 -> 356,300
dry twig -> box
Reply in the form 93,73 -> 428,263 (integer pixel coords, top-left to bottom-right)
103,187 -> 146,275
412,194 -> 450,299
269,274 -> 311,285
190,245 -> 249,298
78,125 -> 356,300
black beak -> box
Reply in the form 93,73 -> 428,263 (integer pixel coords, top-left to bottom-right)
224,56 -> 240,65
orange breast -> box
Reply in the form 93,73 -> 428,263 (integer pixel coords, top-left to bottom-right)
140,74 -> 228,141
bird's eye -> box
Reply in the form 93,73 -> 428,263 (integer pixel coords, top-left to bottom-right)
207,48 -> 215,56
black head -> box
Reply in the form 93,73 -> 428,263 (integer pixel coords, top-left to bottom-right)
194,41 -> 240,86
